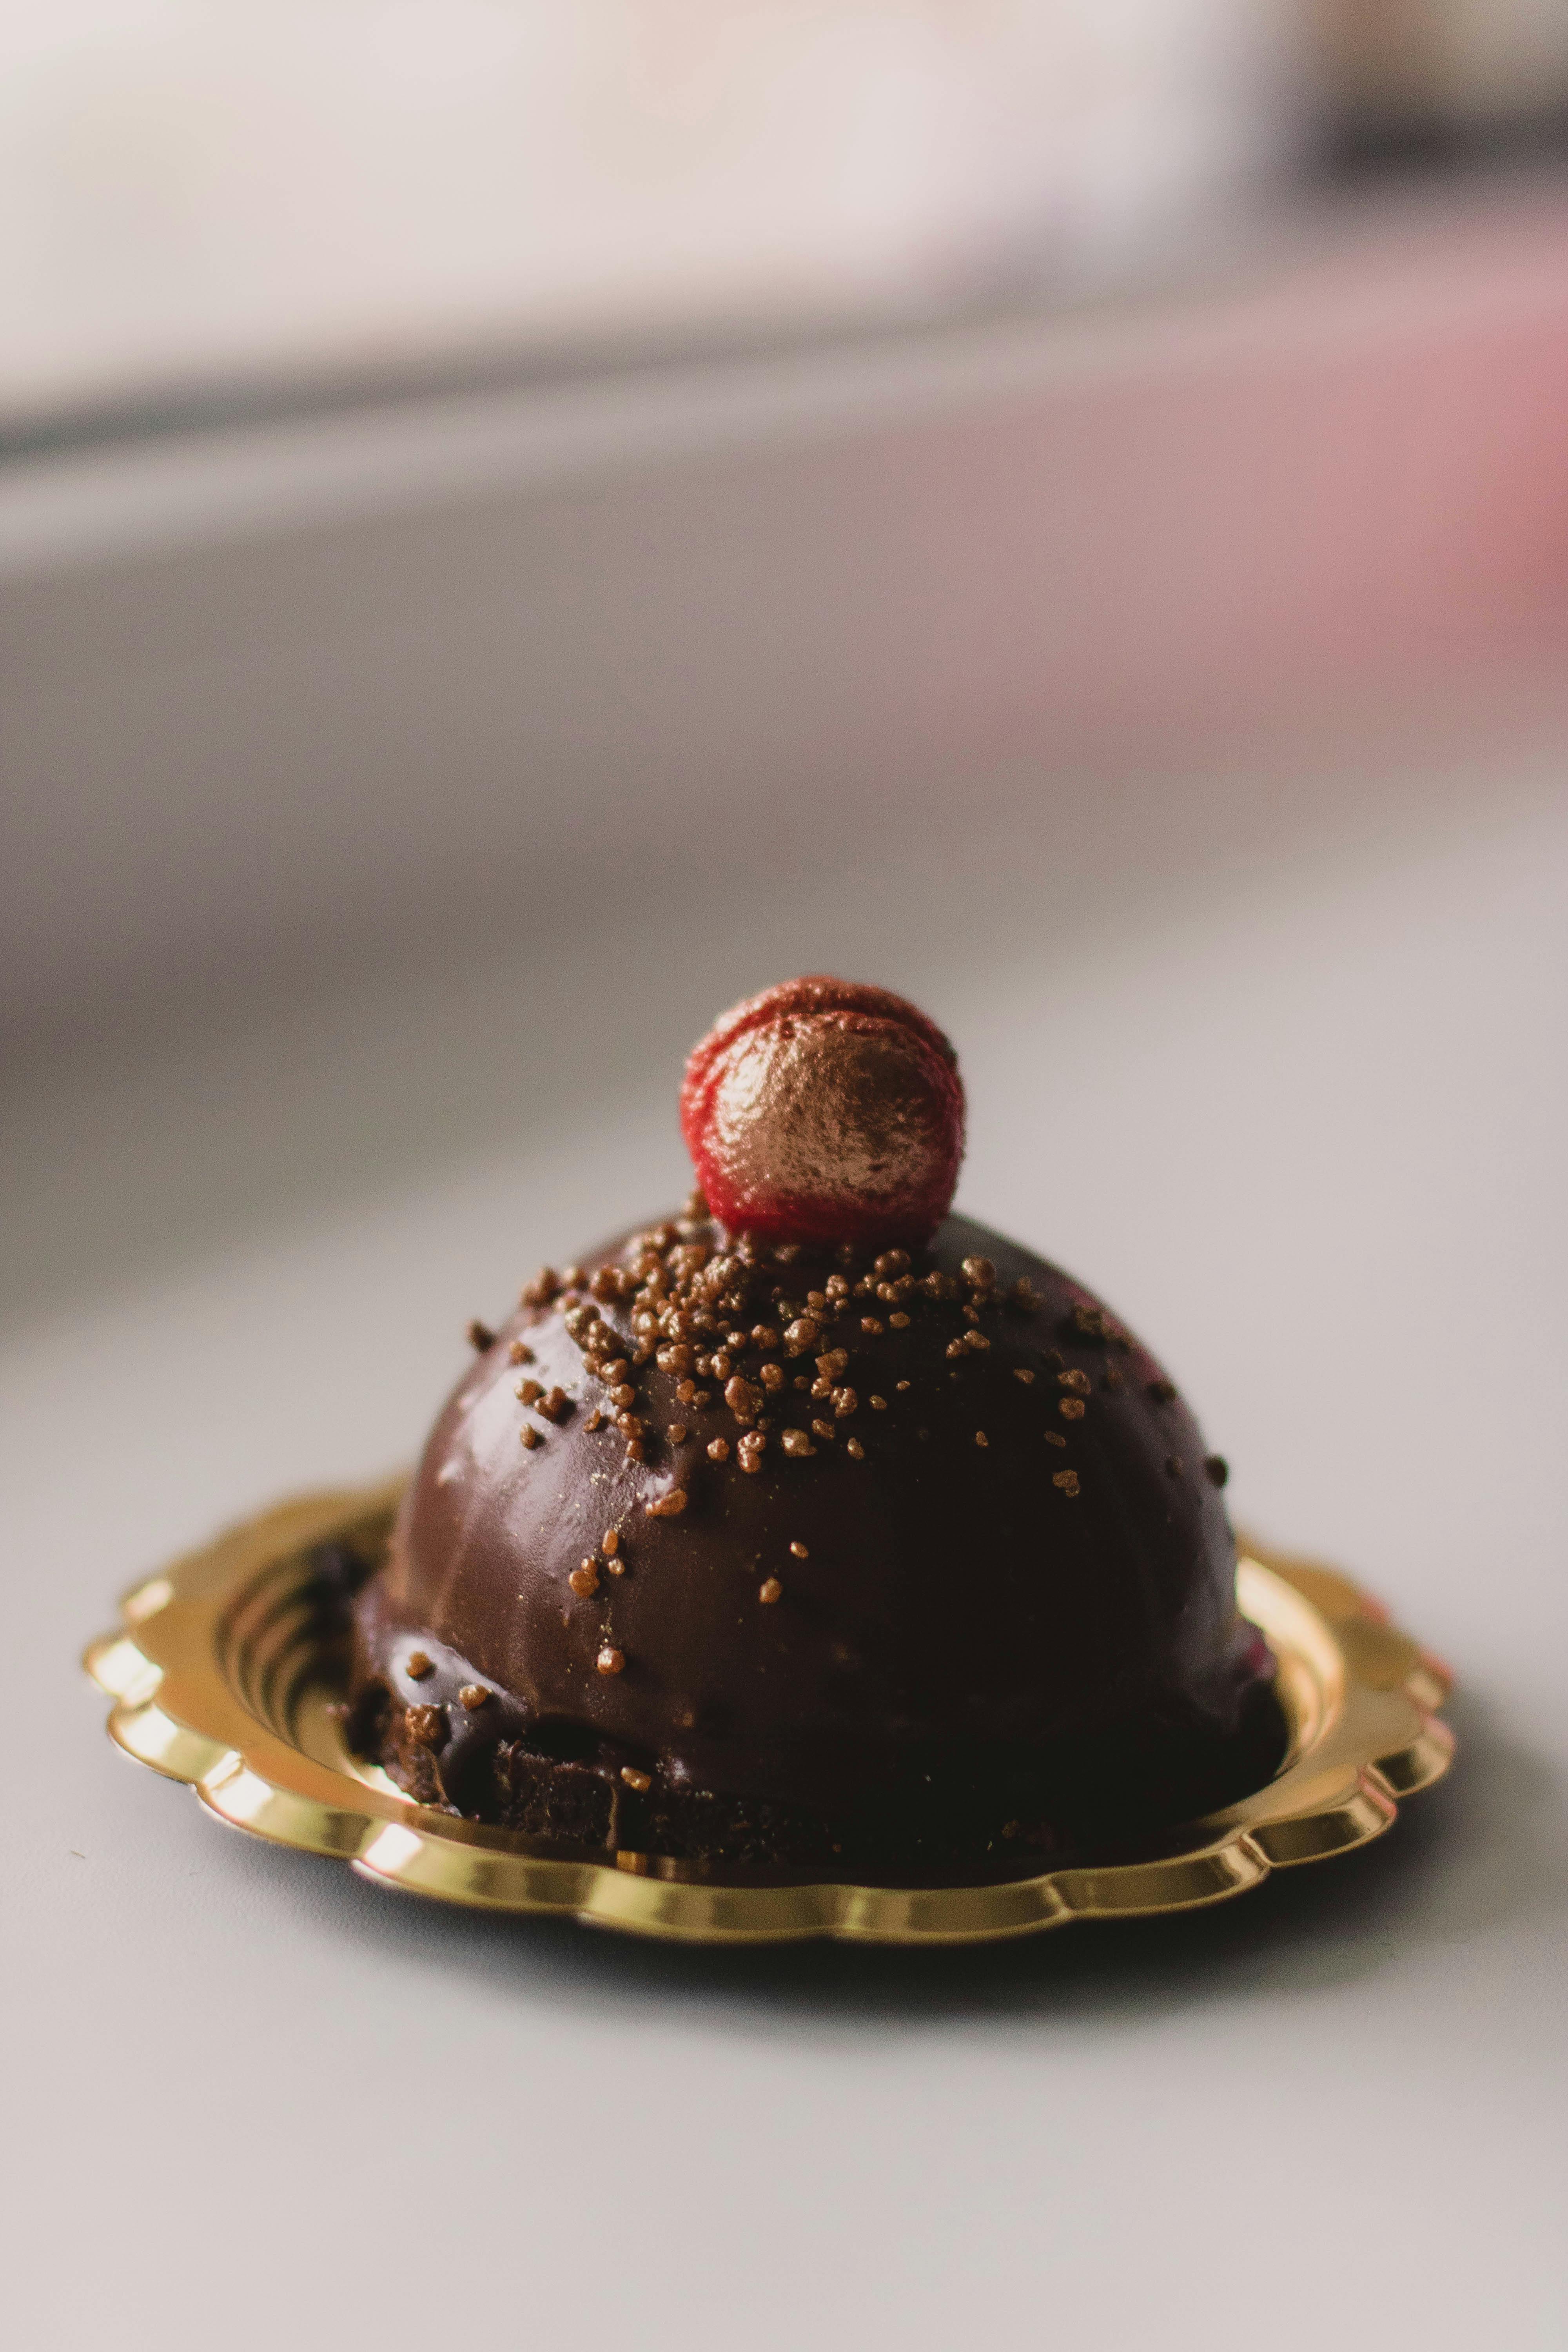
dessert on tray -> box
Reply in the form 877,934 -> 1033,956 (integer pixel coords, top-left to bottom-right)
346,977 -> 1284,1872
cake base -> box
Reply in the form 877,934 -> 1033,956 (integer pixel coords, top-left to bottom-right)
346,1671 -> 1288,1875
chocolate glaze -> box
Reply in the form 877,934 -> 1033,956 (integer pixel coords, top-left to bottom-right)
349,1212 -> 1281,1871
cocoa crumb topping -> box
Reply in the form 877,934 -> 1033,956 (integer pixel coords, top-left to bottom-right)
405,1703 -> 445,1745
466,1319 -> 496,1352
460,1684 -> 490,1710
1148,1378 -> 1178,1403
1052,1469 -> 1081,1496
1205,1455 -> 1229,1487
596,1646 -> 625,1676
621,1766 -> 652,1791
1059,1398 -> 1086,1420
975,1430 -> 989,1447
708,1437 -> 731,1461
569,1562 -> 600,1597
1044,1430 -> 1067,1448
1165,1456 -> 1185,1479
518,1379 -> 543,1403
520,1425 -> 541,1449
758,1577 -> 784,1604
667,1423 -> 689,1444
645,1487 -> 688,1517
508,1339 -> 534,1365
781,1429 -> 816,1457
846,1437 -> 865,1459
406,1651 -> 434,1681
1013,1368 -> 1036,1384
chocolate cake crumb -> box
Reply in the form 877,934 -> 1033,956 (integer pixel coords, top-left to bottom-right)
1205,1455 -> 1229,1486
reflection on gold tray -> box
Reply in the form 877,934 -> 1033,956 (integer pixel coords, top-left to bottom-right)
83,1479 -> 1454,1945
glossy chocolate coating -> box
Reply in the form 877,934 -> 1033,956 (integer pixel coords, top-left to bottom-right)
350,1212 -> 1277,1861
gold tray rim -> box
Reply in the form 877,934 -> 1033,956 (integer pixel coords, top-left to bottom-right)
83,1477 -> 1455,1946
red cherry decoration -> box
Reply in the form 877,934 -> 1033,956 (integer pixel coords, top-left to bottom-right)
681,977 -> 965,1245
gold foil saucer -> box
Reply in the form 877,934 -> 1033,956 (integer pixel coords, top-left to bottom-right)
83,1480 -> 1454,1945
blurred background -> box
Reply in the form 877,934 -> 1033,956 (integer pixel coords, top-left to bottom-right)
5,11 -> 1567,2350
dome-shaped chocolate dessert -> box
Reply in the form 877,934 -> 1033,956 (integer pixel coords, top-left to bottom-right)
348,979 -> 1281,1873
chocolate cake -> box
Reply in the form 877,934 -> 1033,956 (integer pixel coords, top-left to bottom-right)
347,978 -> 1281,1875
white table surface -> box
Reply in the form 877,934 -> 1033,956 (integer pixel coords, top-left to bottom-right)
5,742 -> 1566,2351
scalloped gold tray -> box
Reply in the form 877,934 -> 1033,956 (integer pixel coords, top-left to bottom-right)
83,1479 -> 1454,1944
